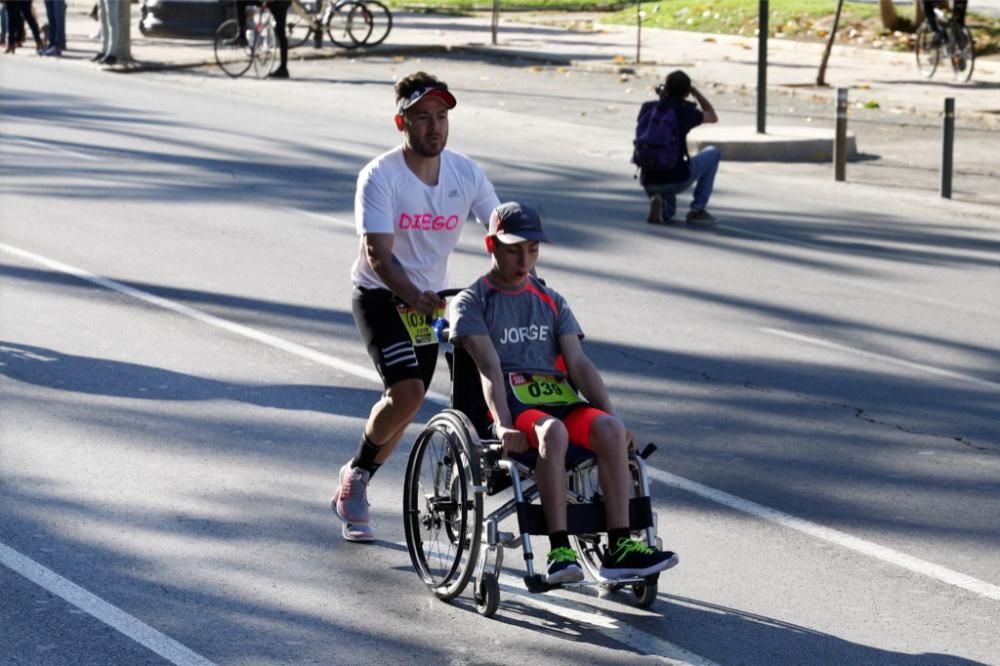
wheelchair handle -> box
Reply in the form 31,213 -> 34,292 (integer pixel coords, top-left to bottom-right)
638,443 -> 657,460
426,289 -> 465,332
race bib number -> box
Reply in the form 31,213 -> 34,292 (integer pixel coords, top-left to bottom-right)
508,373 -> 583,406
397,304 -> 445,347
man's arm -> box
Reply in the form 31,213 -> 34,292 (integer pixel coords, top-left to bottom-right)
363,233 -> 444,316
691,86 -> 719,124
459,335 -> 529,454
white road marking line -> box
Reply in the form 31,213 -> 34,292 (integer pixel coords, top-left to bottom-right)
0,542 -> 216,666
761,327 -> 1000,391
4,242 -> 999,606
648,467 -> 1000,603
3,136 -> 101,161
0,242 -> 447,404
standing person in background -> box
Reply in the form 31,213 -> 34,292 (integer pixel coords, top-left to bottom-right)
94,0 -> 114,63
4,0 -> 43,54
94,0 -> 129,65
1,4 -> 9,49
236,0 -> 291,78
331,71 -> 500,543
41,0 -> 64,56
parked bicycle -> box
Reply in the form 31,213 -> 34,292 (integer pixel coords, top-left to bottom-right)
286,0 -> 392,50
915,3 -> 975,82
214,2 -> 278,78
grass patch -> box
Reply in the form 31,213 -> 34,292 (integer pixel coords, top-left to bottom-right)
391,0 -> 999,55
394,0 -> 630,12
607,0 -> 882,37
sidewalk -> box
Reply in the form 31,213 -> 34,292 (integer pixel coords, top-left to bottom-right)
30,2 -> 1000,134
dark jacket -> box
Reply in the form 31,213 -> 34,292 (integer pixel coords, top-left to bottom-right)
637,97 -> 704,185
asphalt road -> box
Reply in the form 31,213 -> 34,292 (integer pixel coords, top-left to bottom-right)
1,54 -> 999,665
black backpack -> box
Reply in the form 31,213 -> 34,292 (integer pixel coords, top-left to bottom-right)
632,101 -> 683,170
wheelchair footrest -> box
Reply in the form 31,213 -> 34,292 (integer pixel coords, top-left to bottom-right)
524,574 -> 565,594
597,572 -> 661,586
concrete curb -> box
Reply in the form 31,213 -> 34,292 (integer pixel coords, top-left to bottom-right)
691,125 -> 859,162
99,44 -> 569,75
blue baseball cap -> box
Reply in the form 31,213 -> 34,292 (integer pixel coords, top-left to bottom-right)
488,202 -> 550,244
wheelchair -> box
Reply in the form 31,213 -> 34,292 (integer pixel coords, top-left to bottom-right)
402,291 -> 667,618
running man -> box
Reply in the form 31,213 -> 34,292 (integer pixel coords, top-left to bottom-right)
449,202 -> 679,583
332,71 -> 500,542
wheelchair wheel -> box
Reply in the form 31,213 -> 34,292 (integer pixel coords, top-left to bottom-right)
403,410 -> 484,601
633,579 -> 658,608
475,572 -> 500,618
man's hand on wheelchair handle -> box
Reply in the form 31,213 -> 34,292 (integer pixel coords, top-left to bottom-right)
411,290 -> 445,317
496,425 -> 529,455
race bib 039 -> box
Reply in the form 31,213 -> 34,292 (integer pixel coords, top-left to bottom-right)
397,304 -> 445,347
508,372 -> 583,406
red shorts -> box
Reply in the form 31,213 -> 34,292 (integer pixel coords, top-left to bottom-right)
513,404 -> 608,451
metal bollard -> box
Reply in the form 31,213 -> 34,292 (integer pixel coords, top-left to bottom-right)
942,97 -> 955,199
834,88 -> 848,182
757,0 -> 768,134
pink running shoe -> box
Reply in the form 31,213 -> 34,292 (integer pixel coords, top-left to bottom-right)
331,463 -> 370,525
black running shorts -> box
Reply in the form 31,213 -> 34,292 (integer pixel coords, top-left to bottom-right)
352,287 -> 439,390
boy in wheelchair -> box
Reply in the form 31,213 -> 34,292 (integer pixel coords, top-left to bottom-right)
449,202 -> 679,584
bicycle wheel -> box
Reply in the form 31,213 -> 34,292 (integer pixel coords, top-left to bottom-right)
285,3 -> 315,49
213,19 -> 253,78
252,20 -> 278,79
326,1 -> 372,49
354,0 -> 392,47
403,410 -> 484,602
915,23 -> 940,78
950,24 -> 975,82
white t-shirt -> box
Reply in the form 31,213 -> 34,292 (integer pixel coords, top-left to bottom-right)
351,146 -> 500,293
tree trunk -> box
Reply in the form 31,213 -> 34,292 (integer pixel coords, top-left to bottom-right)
817,0 -> 845,86
913,0 -> 925,26
879,0 -> 899,30
115,0 -> 132,61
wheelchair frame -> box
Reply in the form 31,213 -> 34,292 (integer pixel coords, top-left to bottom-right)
401,312 -> 666,618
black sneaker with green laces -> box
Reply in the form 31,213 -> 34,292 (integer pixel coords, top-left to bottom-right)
599,538 -> 679,579
546,547 -> 584,584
